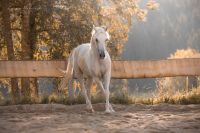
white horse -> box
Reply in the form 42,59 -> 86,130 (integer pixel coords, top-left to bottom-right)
59,26 -> 114,113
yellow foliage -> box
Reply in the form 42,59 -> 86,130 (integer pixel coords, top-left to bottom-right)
157,48 -> 200,97
146,0 -> 159,10
169,48 -> 200,59
136,9 -> 148,21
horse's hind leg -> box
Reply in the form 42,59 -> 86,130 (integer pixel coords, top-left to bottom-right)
68,79 -> 74,102
79,78 -> 94,112
86,78 -> 93,101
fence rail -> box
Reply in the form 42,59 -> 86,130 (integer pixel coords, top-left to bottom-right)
0,58 -> 199,78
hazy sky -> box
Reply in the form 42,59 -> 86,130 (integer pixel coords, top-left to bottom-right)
123,0 -> 200,60
122,0 -> 200,90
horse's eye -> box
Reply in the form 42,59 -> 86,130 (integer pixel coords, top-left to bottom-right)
96,38 -> 98,43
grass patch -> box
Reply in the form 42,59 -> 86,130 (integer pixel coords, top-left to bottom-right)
154,87 -> 200,104
1,87 -> 200,106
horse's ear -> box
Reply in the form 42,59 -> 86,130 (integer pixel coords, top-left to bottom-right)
93,25 -> 95,30
93,25 -> 98,31
92,25 -> 98,35
92,25 -> 95,35
102,26 -> 107,31
106,32 -> 110,40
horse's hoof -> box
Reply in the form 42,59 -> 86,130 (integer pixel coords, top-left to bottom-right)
110,109 -> 115,112
105,104 -> 115,113
105,109 -> 112,114
86,108 -> 95,113
109,107 -> 115,112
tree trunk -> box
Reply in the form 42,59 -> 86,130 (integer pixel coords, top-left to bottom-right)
29,3 -> 39,97
21,0 -> 32,98
21,0 -> 39,98
1,0 -> 20,103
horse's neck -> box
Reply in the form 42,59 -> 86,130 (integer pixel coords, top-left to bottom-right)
90,45 -> 99,61
90,39 -> 101,64
89,43 -> 103,76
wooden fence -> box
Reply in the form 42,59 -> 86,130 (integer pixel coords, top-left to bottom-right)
0,58 -> 200,78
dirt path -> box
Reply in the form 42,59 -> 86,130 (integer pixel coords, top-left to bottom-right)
0,103 -> 200,133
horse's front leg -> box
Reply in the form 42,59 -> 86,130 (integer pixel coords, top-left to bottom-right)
79,78 -> 94,112
95,76 -> 114,113
103,72 -> 115,113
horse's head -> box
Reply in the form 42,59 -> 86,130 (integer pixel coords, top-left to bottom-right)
91,25 -> 110,59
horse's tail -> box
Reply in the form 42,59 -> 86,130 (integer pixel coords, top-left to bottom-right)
66,50 -> 75,79
58,50 -> 75,90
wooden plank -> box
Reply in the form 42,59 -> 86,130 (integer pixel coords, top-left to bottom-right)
0,60 -> 66,78
0,58 -> 199,78
111,58 -> 200,78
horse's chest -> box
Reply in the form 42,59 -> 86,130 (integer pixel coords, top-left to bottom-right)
91,63 -> 106,77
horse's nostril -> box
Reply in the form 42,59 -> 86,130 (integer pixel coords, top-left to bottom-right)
99,52 -> 105,59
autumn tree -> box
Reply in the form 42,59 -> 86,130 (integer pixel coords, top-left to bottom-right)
0,0 -> 20,103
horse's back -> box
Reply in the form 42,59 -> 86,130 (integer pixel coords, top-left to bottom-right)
75,43 -> 91,53
73,43 -> 91,59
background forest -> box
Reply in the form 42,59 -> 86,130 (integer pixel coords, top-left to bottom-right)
0,0 -> 158,103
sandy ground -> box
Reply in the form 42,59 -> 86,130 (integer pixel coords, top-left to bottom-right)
0,103 -> 200,133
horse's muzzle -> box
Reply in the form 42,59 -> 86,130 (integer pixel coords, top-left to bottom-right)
99,51 -> 105,59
